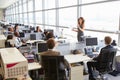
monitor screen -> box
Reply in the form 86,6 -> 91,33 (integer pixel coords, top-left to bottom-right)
30,34 -> 36,40
30,27 -> 35,31
86,37 -> 98,46
37,42 -> 48,53
19,32 -> 25,37
84,48 -> 93,55
44,29 -> 54,34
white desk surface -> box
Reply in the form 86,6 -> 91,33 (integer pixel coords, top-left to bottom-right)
0,35 -> 6,40
28,62 -> 41,70
116,51 -> 120,56
26,40 -> 44,44
64,54 -> 91,64
28,54 -> 90,70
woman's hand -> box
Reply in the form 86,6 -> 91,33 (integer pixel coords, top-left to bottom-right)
72,27 -> 78,32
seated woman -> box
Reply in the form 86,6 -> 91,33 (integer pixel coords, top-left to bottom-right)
34,26 -> 42,32
5,35 -> 15,47
40,38 -> 70,79
45,32 -> 54,40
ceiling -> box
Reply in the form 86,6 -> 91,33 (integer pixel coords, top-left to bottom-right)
0,0 -> 17,9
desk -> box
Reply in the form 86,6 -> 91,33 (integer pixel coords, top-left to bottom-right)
0,35 -> 6,48
65,54 -> 91,80
26,40 -> 44,44
28,62 -> 41,70
65,54 -> 91,64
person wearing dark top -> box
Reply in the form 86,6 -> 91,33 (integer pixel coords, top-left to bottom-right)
40,38 -> 69,80
5,35 -> 15,47
34,26 -> 42,32
111,40 -> 117,46
87,36 -> 114,80
72,17 -> 85,42
45,32 -> 54,40
14,24 -> 19,32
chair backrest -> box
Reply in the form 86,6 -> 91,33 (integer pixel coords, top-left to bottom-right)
5,41 -> 12,48
97,48 -> 117,73
41,55 -> 66,80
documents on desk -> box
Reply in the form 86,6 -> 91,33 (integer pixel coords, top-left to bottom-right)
28,62 -> 41,70
26,40 -> 44,44
64,54 -> 91,64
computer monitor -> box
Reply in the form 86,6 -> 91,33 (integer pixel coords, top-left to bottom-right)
44,29 -> 54,34
30,33 -> 43,40
30,34 -> 36,40
84,48 -> 93,55
86,37 -> 98,46
19,32 -> 25,37
22,30 -> 31,33
37,42 -> 48,53
30,27 -> 35,31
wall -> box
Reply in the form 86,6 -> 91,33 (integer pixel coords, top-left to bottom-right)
0,9 -> 4,20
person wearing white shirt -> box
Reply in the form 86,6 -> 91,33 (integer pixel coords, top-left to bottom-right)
14,32 -> 24,48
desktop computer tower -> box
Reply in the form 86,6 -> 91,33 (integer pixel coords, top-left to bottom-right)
0,48 -> 28,79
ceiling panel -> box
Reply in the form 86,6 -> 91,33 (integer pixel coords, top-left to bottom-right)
0,0 -> 18,9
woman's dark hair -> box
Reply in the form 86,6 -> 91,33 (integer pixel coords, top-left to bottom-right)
14,24 -> 18,32
46,32 -> 54,40
7,35 -> 13,40
78,17 -> 85,28
47,38 -> 55,49
36,26 -> 42,32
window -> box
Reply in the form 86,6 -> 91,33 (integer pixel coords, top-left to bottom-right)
81,0 -> 106,4
19,5 -> 22,13
28,13 -> 33,23
23,13 -> 28,25
35,0 -> 42,10
23,0 -> 27,3
16,6 -> 18,14
59,0 -> 77,7
23,3 -> 27,12
35,12 -> 42,24
28,0 -> 33,12
45,0 -> 55,9
84,31 -> 118,43
15,14 -> 19,23
59,7 -> 77,27
19,14 -> 23,24
81,1 -> 120,31
45,10 -> 56,25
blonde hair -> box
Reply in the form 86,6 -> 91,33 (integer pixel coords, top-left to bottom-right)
104,36 -> 112,45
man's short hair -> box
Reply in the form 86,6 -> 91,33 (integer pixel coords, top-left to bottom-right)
104,36 -> 112,45
47,38 -> 55,49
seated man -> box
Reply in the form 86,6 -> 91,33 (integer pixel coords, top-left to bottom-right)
87,36 -> 115,80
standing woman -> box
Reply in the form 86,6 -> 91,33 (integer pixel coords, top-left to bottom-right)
72,17 -> 85,42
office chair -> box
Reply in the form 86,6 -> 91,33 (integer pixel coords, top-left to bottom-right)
5,41 -> 12,48
95,48 -> 117,80
41,55 -> 67,80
